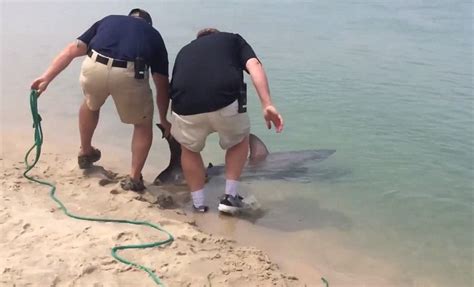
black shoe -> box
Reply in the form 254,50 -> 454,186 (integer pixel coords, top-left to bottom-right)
78,147 -> 101,169
193,205 -> 209,213
120,175 -> 145,192
218,194 -> 244,214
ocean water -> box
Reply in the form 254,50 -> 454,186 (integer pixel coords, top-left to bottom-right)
1,1 -> 473,286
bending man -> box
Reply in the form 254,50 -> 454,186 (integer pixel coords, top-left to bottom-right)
31,8 -> 170,192
169,28 -> 284,213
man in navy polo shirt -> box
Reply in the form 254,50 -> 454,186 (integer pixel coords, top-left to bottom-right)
169,28 -> 284,213
31,8 -> 170,191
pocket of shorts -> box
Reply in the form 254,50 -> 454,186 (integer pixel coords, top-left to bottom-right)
171,112 -> 188,131
219,100 -> 239,117
80,58 -> 94,77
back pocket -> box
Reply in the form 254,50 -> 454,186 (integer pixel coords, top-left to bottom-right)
219,100 -> 238,117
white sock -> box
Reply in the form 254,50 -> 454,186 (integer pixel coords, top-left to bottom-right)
225,180 -> 239,197
191,189 -> 205,207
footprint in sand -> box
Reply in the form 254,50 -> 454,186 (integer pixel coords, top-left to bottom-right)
114,231 -> 136,241
13,222 -> 33,239
81,265 -> 97,275
109,189 -> 123,195
98,178 -> 117,186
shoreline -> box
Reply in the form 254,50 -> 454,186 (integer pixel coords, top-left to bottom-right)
1,125 -> 416,287
0,131 -> 308,287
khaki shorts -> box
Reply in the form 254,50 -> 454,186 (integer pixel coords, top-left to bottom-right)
171,100 -> 250,152
79,50 -> 153,124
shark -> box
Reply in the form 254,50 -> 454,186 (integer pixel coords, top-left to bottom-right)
153,124 -> 336,186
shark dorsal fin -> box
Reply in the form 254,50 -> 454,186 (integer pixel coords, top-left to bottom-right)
249,134 -> 269,163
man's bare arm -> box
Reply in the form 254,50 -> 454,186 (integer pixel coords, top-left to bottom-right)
152,73 -> 171,137
246,58 -> 272,108
31,40 -> 88,94
246,58 -> 284,132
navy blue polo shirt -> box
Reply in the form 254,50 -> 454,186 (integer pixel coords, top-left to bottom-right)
78,15 -> 168,76
170,32 -> 257,115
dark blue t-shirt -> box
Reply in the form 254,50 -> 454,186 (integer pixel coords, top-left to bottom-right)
78,15 -> 168,76
170,32 -> 257,115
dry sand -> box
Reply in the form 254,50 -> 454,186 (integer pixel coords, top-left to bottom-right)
0,133 -> 308,287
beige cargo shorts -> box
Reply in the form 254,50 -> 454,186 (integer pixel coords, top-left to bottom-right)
79,50 -> 153,124
171,100 -> 250,152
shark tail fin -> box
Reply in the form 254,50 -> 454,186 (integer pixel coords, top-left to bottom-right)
249,134 -> 269,163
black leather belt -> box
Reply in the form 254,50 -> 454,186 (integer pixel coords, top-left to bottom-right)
87,50 -> 128,68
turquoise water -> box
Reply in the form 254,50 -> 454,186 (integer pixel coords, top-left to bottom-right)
1,1 -> 472,286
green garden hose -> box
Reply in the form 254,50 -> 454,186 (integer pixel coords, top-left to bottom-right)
23,89 -> 174,286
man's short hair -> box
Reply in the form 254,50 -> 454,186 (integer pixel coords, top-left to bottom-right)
128,8 -> 153,25
196,28 -> 220,39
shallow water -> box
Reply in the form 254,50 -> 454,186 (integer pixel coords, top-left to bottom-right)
2,1 -> 473,286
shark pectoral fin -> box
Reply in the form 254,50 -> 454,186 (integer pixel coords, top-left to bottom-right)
249,134 -> 270,162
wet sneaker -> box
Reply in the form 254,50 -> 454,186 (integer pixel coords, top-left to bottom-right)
218,194 -> 244,214
193,205 -> 209,213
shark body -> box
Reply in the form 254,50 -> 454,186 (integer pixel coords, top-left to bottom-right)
153,125 -> 335,186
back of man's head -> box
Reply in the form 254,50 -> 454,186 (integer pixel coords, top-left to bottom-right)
196,28 -> 220,39
128,8 -> 153,25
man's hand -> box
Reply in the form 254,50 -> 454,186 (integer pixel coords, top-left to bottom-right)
159,119 -> 172,138
263,105 -> 284,133
30,76 -> 50,96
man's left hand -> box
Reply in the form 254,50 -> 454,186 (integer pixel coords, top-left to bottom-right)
159,119 -> 172,138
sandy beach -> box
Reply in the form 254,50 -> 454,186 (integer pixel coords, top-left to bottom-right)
1,1 -> 471,286
0,131 -> 308,287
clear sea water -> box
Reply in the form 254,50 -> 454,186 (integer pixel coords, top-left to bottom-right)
1,1 -> 472,286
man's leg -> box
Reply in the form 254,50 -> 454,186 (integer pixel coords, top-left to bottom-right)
131,119 -> 153,181
225,135 -> 249,180
78,101 -> 100,156
181,146 -> 206,190
181,146 -> 208,210
218,136 -> 249,214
